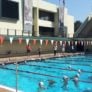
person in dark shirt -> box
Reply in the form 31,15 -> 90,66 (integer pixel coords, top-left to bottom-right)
38,47 -> 41,57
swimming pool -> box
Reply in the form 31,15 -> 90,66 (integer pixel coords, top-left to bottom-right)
0,55 -> 92,92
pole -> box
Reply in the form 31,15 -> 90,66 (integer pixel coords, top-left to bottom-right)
63,0 -> 65,37
37,0 -> 39,36
59,0 -> 65,37
16,62 -> 18,92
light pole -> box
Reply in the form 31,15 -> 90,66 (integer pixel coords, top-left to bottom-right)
16,62 -> 18,92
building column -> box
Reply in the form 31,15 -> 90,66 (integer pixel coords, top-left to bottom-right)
54,12 -> 59,37
33,7 -> 39,36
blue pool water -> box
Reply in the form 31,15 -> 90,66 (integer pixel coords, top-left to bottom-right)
0,55 -> 92,92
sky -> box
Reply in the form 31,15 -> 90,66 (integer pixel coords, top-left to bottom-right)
48,0 -> 92,22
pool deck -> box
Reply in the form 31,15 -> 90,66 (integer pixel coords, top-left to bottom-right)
0,88 -> 20,92
0,85 -> 21,92
0,52 -> 84,64
0,88 -> 11,92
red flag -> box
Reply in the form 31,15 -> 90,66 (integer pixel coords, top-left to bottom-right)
18,38 -> 22,44
45,40 -> 48,46
0,36 -> 4,45
33,39 -> 36,45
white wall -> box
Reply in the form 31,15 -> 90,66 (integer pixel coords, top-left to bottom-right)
38,20 -> 54,27
64,8 -> 74,37
33,0 -> 57,13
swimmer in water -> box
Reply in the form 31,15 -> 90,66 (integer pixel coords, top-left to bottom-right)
75,73 -> 80,78
48,80 -> 55,87
78,69 -> 82,74
62,75 -> 69,89
68,65 -> 72,70
39,81 -> 45,89
38,81 -> 45,92
73,77 -> 79,87
72,74 -> 80,88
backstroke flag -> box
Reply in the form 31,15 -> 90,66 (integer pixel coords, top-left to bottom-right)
24,0 -> 33,34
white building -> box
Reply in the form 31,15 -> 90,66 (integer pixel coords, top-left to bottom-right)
0,0 -> 74,37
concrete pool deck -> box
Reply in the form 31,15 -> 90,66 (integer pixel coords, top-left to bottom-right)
0,52 -> 84,64
0,85 -> 21,92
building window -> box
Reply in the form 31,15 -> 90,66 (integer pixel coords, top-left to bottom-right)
0,0 -> 19,20
39,26 -> 54,37
39,10 -> 54,21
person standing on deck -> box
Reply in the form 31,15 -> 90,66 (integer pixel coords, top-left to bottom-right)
54,45 -> 58,56
62,43 -> 65,53
26,44 -> 32,53
38,47 -> 41,57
